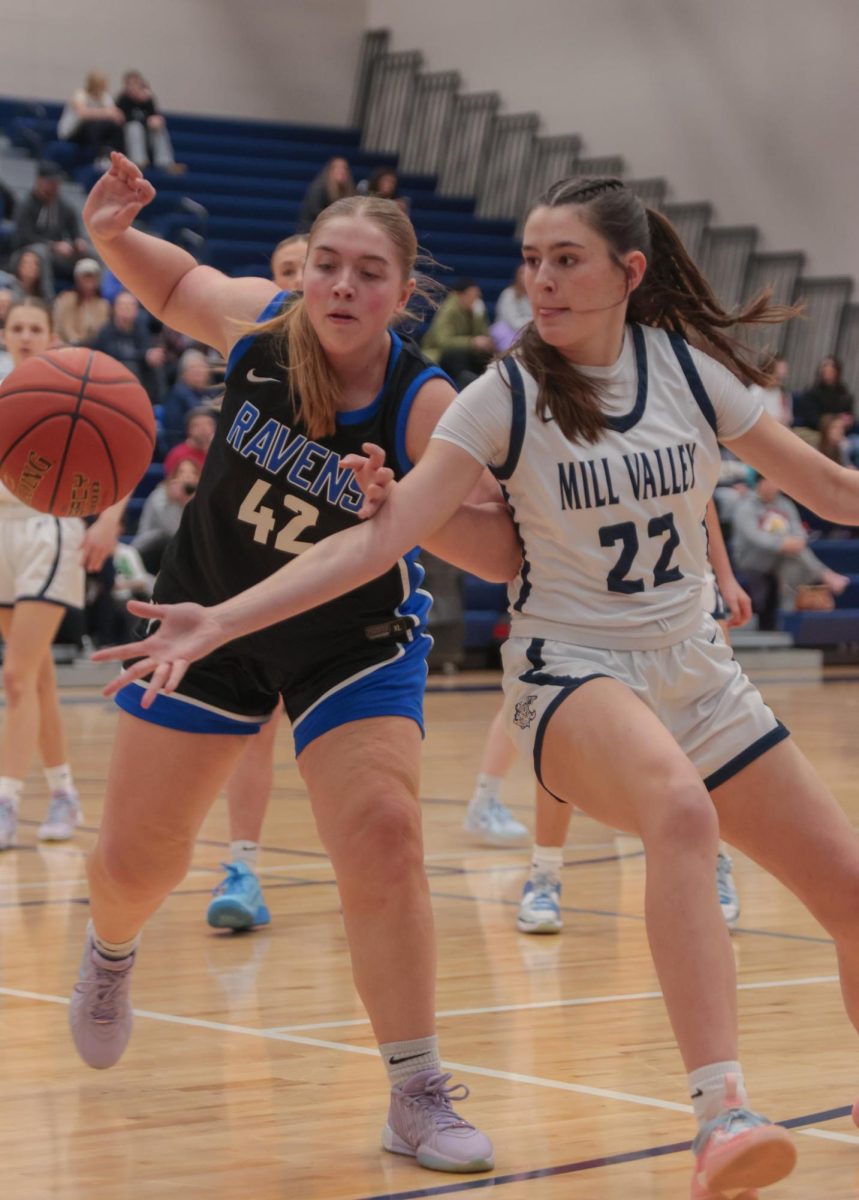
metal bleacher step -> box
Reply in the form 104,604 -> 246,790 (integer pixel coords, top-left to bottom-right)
730,629 -> 822,681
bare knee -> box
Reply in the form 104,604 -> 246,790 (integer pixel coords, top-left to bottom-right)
2,663 -> 38,709
324,792 -> 425,884
90,825 -> 195,904
641,777 -> 719,855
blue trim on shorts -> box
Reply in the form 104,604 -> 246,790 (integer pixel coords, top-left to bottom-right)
114,682 -> 269,735
225,290 -> 290,379
667,332 -> 718,434
291,638 -> 428,756
704,720 -> 790,791
35,518 -> 62,599
532,676 -> 608,801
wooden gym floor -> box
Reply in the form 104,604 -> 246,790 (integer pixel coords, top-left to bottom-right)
2,669 -> 859,1199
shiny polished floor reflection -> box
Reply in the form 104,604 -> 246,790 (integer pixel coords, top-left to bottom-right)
1,671 -> 859,1199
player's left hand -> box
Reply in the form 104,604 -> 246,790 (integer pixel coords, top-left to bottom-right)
81,512 -> 121,572
91,599 -> 227,707
342,442 -> 395,519
720,576 -> 753,628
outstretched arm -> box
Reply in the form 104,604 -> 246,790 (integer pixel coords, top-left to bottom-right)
84,152 -> 275,355
726,411 -> 859,526
95,440 -> 487,700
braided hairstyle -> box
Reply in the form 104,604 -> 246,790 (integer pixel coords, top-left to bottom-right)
511,176 -> 799,444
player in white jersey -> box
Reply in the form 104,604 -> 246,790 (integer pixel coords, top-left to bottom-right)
98,176 -> 859,1199
0,299 -> 125,848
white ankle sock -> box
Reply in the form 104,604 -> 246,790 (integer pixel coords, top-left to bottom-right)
45,763 -> 74,794
89,921 -> 140,962
380,1034 -> 440,1087
688,1061 -> 747,1125
0,778 -> 23,807
230,840 -> 259,870
531,844 -> 563,879
471,773 -> 502,806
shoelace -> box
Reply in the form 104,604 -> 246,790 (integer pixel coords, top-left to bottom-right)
527,874 -> 559,908
408,1072 -> 474,1131
487,796 -> 517,824
212,862 -> 247,896
91,964 -> 130,1023
716,854 -> 735,904
44,794 -> 77,826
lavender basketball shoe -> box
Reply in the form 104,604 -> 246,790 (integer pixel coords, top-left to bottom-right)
69,932 -> 136,1069
382,1069 -> 494,1172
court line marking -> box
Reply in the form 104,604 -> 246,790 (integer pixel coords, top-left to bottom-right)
1,983 -> 854,1142
263,974 -> 841,1032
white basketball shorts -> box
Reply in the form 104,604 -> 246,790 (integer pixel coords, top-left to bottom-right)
0,513 -> 86,609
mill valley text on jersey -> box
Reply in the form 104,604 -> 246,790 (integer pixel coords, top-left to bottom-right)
558,441 -> 698,511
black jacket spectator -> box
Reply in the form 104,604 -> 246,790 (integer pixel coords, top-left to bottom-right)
298,157 -> 354,232
794,356 -> 854,430
93,291 -> 164,400
13,166 -> 80,251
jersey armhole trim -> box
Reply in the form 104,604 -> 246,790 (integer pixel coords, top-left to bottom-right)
667,332 -> 718,435
394,364 -> 452,475
224,289 -> 290,380
490,358 -> 526,481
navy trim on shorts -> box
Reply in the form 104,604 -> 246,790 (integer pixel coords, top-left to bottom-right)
532,676 -> 609,801
490,358 -> 527,481
704,720 -> 790,791
35,518 -> 62,599
606,324 -> 648,433
13,595 -> 77,608
393,363 -> 451,475
667,332 -> 718,435
225,290 -> 291,379
114,681 -> 270,735
518,637 -> 609,689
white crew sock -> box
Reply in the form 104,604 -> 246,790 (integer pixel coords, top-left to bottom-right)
89,920 -> 140,962
230,840 -> 260,870
45,763 -> 75,794
380,1034 -> 440,1087
471,773 -> 503,807
0,777 -> 23,806
688,1061 -> 747,1125
530,844 -> 563,880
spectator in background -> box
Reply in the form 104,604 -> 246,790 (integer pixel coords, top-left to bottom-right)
57,72 -> 125,166
490,264 -> 532,352
270,234 -> 307,292
7,248 -> 53,303
53,258 -> 110,346
160,350 -> 217,450
731,475 -> 848,628
421,277 -> 493,385
358,167 -> 408,213
13,161 -> 91,288
794,355 -> 854,431
162,407 -> 216,477
132,456 -> 200,574
818,412 -> 857,467
115,71 -> 182,173
298,157 -> 354,231
748,353 -> 792,426
93,290 -> 164,400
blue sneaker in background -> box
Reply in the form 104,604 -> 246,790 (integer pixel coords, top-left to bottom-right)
207,861 -> 271,931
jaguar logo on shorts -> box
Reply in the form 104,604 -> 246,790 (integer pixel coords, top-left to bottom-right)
513,694 -> 538,730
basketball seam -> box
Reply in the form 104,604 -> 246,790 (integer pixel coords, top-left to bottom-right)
49,352 -> 96,512
0,386 -> 156,444
30,352 -> 139,387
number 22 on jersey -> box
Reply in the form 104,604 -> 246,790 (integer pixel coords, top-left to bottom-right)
238,479 -> 319,555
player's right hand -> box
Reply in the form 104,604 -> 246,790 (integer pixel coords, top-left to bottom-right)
83,152 -> 156,242
91,599 -> 227,707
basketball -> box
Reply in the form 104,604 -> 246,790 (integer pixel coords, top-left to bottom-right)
0,347 -> 156,517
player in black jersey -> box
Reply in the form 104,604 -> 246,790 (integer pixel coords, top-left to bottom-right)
69,152 -> 522,1173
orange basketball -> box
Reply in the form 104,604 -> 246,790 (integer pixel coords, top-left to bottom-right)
0,347 -> 156,517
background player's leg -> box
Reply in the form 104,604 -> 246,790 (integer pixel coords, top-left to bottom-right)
0,602 -> 65,847
714,738 -> 859,1033
464,704 -> 528,844
35,648 -> 83,841
517,782 -> 573,934
207,707 -> 282,930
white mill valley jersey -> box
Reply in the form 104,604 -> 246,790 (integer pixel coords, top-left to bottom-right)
434,324 -> 763,650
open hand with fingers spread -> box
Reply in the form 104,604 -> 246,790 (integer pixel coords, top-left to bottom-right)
342,441 -> 395,519
92,600 -> 228,707
82,152 -> 157,241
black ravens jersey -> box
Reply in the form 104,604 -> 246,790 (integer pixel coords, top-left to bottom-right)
155,292 -> 448,709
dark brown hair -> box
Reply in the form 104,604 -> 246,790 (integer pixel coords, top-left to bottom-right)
512,176 -> 799,443
252,196 -> 437,439
6,296 -> 53,333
